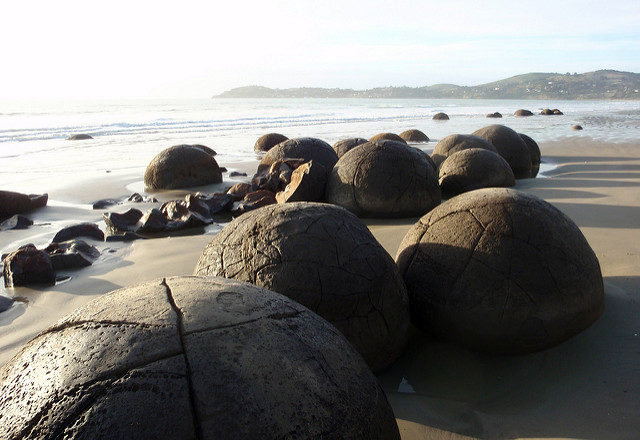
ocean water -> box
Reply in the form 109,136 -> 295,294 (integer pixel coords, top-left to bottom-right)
1,98 -> 640,197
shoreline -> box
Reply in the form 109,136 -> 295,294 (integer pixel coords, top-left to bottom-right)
1,136 -> 639,438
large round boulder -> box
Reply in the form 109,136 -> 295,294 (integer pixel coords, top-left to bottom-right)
0,276 -> 400,439
144,145 -> 223,190
438,148 -> 515,198
471,125 -> 532,179
399,129 -> 430,143
369,133 -> 407,144
433,112 -> 449,120
194,202 -> 410,372
332,137 -> 368,158
326,140 -> 441,218
514,109 -> 534,116
430,134 -> 497,169
396,188 -> 604,354
519,133 -> 541,177
257,137 -> 338,176
254,133 -> 288,152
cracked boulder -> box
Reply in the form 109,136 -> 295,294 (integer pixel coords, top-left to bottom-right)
431,134 -> 498,170
325,140 -> 441,218
144,145 -> 223,190
438,148 -> 515,198
369,133 -> 407,144
0,276 -> 400,440
256,137 -> 338,177
472,125 -> 533,179
254,133 -> 288,152
194,202 -> 410,371
399,129 -> 429,143
396,188 -> 605,354
332,137 -> 368,158
519,133 -> 541,178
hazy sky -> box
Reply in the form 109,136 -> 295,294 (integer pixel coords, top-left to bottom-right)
2,0 -> 640,99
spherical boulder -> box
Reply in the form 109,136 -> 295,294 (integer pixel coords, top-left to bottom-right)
254,133 -> 288,152
471,125 -> 532,179
332,137 -> 368,158
194,202 -> 410,372
369,133 -> 407,144
257,137 -> 337,176
326,140 -> 441,218
144,145 -> 223,190
540,108 -> 554,115
486,112 -> 502,118
431,134 -> 497,169
396,188 -> 604,354
438,148 -> 515,198
433,112 -> 449,120
552,109 -> 564,115
514,109 -> 534,117
519,133 -> 541,177
0,276 -> 400,439
399,129 -> 430,143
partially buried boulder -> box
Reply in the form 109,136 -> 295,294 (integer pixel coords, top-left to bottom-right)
486,112 -> 502,118
433,112 -> 449,120
52,222 -> 104,243
514,109 -> 534,116
2,244 -> 55,287
0,215 -> 33,231
257,137 -> 337,177
552,109 -> 564,115
254,133 -> 288,152
0,191 -> 48,220
195,202 -> 410,372
369,133 -> 407,144
519,133 -> 541,177
396,188 -> 605,354
472,125 -> 532,179
325,140 -> 441,218
430,134 -> 497,169
438,148 -> 515,198
66,134 -> 93,140
0,276 -> 400,439
332,137 -> 368,158
540,108 -> 554,115
399,129 -> 429,143
45,240 -> 100,270
144,145 -> 223,190
572,125 -> 583,130
275,161 -> 327,203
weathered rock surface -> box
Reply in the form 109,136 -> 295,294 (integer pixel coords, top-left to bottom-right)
540,108 -> 554,115
399,129 -> 429,143
2,244 -> 55,287
195,203 -> 410,371
144,145 -> 223,190
519,133 -> 541,178
226,183 -> 253,201
0,276 -> 400,439
256,137 -> 338,176
66,134 -> 93,140
232,190 -> 277,215
92,198 -> 120,210
190,144 -> 217,156
433,112 -> 449,120
0,215 -> 33,231
553,109 -> 564,115
45,240 -> 100,270
438,148 -> 515,197
52,222 -> 104,243
471,125 -> 533,179
104,208 -> 144,233
431,134 -> 498,169
254,133 -> 288,152
127,193 -> 158,203
396,188 -> 605,354
136,208 -> 168,233
326,140 -> 441,218
369,133 -> 407,144
486,112 -> 502,118
332,138 -> 368,158
514,109 -> 534,116
0,191 -> 48,220
105,231 -> 144,242
275,161 -> 327,203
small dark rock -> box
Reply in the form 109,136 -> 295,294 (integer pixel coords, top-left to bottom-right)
540,108 -> 554,115
0,215 -> 33,231
3,244 -> 55,287
0,191 -> 48,220
232,190 -> 277,215
219,167 -> 228,173
66,134 -> 93,140
552,109 -> 564,115
433,112 -> 449,120
572,125 -> 583,130
189,192 -> 233,215
486,112 -> 502,118
127,193 -> 144,203
105,231 -> 144,242
0,295 -> 13,313
52,223 -> 104,243
103,208 -> 144,232
92,198 -> 120,210
228,171 -> 247,177
227,183 -> 253,201
45,240 -> 100,270
136,208 -> 168,233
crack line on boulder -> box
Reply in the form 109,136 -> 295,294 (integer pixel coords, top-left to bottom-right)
162,278 -> 204,440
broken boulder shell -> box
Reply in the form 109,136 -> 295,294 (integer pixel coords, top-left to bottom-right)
0,276 -> 400,439
195,202 -> 410,372
275,161 -> 327,203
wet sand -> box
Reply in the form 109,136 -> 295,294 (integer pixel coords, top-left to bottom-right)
1,137 -> 639,439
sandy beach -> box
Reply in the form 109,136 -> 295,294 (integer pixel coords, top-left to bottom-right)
1,136 -> 639,439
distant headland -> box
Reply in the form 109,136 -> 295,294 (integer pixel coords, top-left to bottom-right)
214,70 -> 640,100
